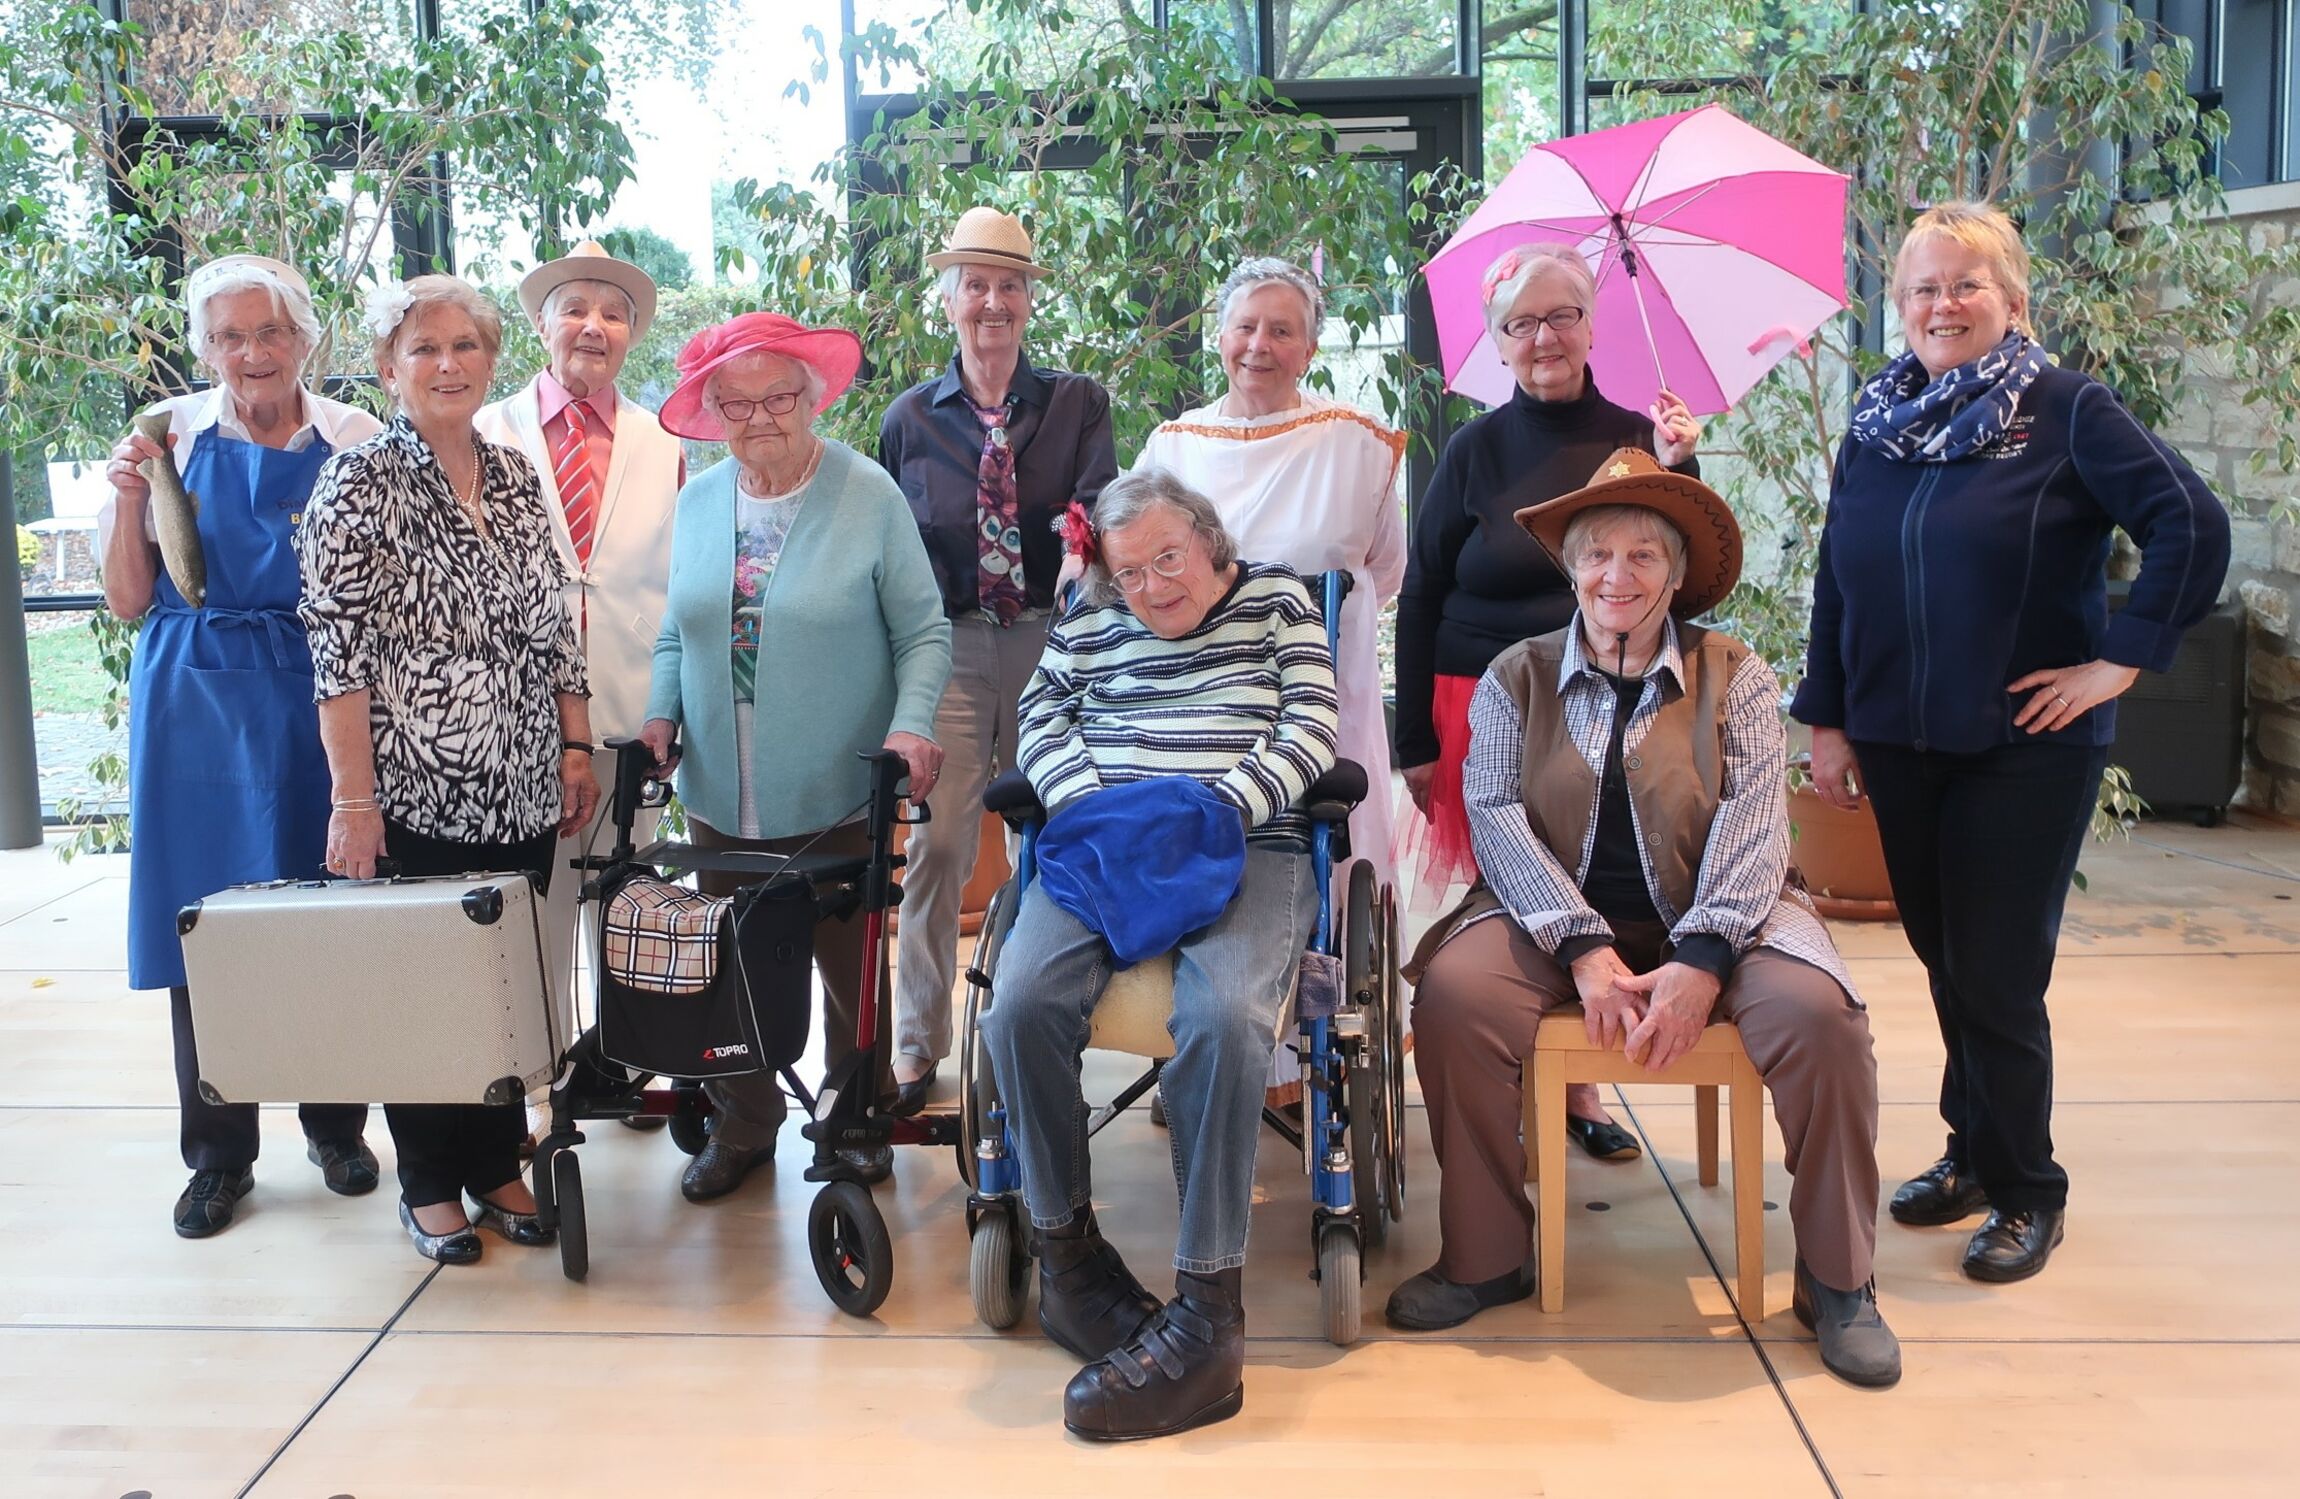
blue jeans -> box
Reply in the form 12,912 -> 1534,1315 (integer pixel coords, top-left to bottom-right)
980,846 -> 1317,1272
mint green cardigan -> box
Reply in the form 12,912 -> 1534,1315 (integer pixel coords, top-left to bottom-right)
645,440 -> 951,838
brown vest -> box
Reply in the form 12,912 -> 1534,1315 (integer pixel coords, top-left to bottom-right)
1407,623 -> 1754,977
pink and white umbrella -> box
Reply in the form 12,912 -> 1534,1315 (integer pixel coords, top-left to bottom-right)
1424,104 -> 1849,416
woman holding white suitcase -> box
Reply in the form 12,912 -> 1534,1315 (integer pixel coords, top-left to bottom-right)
298,275 -> 600,1265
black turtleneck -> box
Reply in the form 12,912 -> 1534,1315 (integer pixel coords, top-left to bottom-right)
1394,377 -> 1697,767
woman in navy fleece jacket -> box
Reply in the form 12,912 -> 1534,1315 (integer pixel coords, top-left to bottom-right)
1791,202 -> 2228,1287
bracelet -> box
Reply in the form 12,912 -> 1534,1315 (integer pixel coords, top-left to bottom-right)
561,739 -> 595,756
331,798 -> 379,812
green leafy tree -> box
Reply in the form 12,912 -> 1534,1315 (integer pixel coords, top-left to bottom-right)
600,224 -> 695,291
0,0 -> 635,854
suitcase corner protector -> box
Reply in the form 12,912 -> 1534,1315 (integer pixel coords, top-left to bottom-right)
176,901 -> 203,934
482,1074 -> 525,1107
196,1078 -> 226,1105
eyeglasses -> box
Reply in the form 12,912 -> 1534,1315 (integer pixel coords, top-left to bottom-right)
205,324 -> 297,355
1500,306 -> 1587,339
1898,278 -> 1997,307
714,390 -> 803,422
1109,546 -> 1192,593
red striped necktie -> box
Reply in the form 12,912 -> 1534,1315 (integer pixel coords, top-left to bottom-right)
554,399 -> 600,569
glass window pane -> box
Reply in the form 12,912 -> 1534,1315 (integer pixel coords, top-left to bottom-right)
1168,1 -> 1256,74
1482,1 -> 1560,178
1280,0 -> 1458,80
1588,0 -> 1852,85
2221,0 -> 2278,188
123,0 -> 417,115
851,0 -> 1133,94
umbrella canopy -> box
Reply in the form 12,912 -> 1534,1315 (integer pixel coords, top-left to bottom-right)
1425,104 -> 1849,416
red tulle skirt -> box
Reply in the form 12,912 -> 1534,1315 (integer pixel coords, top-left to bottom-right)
1392,673 -> 1483,909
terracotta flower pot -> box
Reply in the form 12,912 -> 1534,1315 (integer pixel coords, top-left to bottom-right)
1786,782 -> 1899,921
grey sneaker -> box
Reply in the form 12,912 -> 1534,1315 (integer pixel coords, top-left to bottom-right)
1794,1257 -> 1902,1388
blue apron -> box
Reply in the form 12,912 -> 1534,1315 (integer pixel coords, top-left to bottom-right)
125,428 -> 336,991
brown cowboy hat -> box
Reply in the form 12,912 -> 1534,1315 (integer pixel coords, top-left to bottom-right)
924,206 -> 1049,278
518,240 -> 660,339
1513,448 -> 1743,618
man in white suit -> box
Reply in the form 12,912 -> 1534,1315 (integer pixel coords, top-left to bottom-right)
477,241 -> 683,1036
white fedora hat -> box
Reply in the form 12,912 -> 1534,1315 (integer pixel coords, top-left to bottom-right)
518,240 -> 660,338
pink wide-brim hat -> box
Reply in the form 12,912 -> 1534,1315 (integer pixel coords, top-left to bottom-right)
659,311 -> 864,441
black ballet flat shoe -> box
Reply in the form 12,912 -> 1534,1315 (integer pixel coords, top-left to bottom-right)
1566,1114 -> 1642,1162
468,1193 -> 555,1247
399,1198 -> 481,1265
890,1062 -> 940,1119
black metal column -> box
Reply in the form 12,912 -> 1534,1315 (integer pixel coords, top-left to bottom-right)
0,454 -> 44,848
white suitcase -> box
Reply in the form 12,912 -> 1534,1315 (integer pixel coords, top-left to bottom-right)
178,871 -> 567,1107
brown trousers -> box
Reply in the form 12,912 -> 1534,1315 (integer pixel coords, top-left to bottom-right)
1413,916 -> 1880,1292
689,818 -> 896,1151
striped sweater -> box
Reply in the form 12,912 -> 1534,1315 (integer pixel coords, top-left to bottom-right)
1018,563 -> 1340,846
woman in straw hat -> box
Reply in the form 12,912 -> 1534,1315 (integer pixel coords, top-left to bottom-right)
1386,451 -> 1900,1391
640,311 -> 951,1202
878,206 -> 1118,1118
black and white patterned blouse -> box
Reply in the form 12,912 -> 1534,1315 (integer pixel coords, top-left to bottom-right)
297,413 -> 588,844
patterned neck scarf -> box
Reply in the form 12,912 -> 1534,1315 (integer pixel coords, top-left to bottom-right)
1849,329 -> 2049,463
970,396 -> 1028,624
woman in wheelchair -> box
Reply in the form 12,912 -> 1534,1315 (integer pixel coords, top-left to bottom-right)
1388,452 -> 1901,1390
977,467 -> 1337,1440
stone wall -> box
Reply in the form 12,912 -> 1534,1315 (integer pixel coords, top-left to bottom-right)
2159,185 -> 2300,818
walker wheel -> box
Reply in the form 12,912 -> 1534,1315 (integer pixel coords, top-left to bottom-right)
968,1207 -> 1032,1329
808,1181 -> 893,1316
667,1098 -> 713,1157
554,1149 -> 589,1283
1317,1221 -> 1362,1347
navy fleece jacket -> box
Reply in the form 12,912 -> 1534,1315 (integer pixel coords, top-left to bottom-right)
1791,364 -> 2230,753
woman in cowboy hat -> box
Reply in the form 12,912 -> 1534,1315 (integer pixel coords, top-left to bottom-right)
640,311 -> 951,1202
99,252 -> 382,1239
476,241 -> 684,1032
878,205 -> 1118,1118
1384,451 -> 1900,1390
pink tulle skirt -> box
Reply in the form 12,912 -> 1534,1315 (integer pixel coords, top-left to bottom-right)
1392,673 -> 1483,910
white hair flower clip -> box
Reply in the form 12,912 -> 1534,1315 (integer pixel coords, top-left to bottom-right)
360,281 -> 414,341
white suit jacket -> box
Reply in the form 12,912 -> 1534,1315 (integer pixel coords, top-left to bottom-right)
476,377 -> 681,740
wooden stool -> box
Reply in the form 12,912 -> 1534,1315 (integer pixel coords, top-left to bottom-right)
1525,1006 -> 1766,1320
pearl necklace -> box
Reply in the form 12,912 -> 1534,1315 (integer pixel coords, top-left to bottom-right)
453,437 -> 487,533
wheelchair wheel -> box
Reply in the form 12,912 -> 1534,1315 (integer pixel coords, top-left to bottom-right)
957,881 -> 1017,1188
808,1181 -> 893,1317
1342,861 -> 1388,1248
1318,1221 -> 1362,1346
554,1149 -> 589,1283
967,1206 -> 1032,1330
1378,883 -> 1408,1224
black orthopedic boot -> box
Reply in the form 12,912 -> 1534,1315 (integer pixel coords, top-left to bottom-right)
1034,1207 -> 1163,1362
1062,1265 -> 1245,1441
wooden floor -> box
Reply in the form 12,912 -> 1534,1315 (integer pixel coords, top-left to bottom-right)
3,815 -> 2298,1496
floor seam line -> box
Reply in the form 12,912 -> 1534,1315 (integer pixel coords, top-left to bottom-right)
0,880 -> 105,931
1615,1088 -> 1845,1499
231,1264 -> 442,1498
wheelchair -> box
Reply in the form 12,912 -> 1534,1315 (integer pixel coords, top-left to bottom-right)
954,573 -> 1408,1345
533,737 -> 959,1314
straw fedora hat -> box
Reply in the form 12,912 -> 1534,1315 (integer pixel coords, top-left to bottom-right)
1513,448 -> 1744,618
924,207 -> 1048,278
518,240 -> 660,339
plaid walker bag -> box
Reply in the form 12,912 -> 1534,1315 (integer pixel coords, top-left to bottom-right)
595,868 -> 815,1081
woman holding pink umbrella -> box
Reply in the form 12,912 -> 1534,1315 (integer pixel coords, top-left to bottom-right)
1394,241 -> 1699,1163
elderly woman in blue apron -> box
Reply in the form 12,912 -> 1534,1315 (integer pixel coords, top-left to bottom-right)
100,254 -> 385,1239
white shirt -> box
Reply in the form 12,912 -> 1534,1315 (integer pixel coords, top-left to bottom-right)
95,385 -> 384,553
